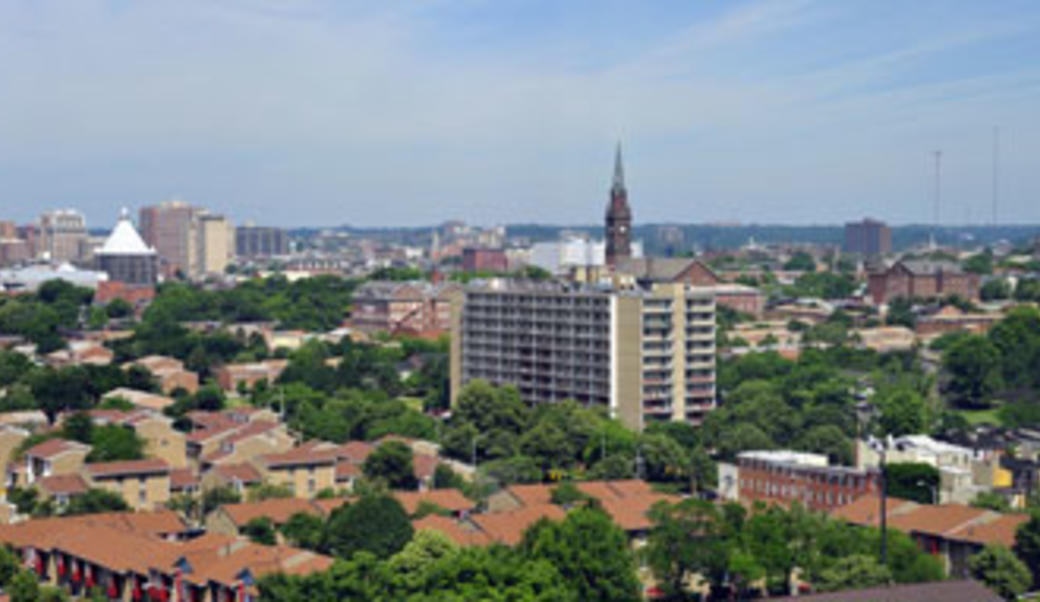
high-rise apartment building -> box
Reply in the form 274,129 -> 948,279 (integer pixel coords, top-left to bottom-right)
605,144 -> 633,267
38,209 -> 88,263
844,218 -> 892,256
235,226 -> 289,258
450,280 -> 716,430
139,201 -> 199,278
195,213 -> 233,277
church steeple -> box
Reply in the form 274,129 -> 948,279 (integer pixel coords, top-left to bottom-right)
605,142 -> 632,267
612,142 -> 625,191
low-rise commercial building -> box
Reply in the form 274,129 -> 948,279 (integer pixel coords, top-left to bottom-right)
734,450 -> 880,512
868,260 -> 980,305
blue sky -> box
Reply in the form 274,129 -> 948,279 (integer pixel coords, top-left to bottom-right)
1,0 -> 1039,228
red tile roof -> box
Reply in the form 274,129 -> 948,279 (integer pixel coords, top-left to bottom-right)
769,579 -> 1002,602
211,462 -> 262,485
24,438 -> 90,459
85,458 -> 169,478
337,441 -> 375,463
169,468 -> 199,490
35,473 -> 89,496
413,515 -> 490,546
220,498 -> 322,527
470,504 -> 565,546
948,512 -> 1031,548
598,493 -> 681,532
259,442 -> 339,468
394,489 -> 476,515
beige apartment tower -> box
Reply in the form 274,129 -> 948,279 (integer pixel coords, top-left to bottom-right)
196,213 -> 234,277
450,280 -> 716,430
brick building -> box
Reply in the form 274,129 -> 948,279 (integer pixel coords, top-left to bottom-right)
351,280 -> 461,337
462,247 -> 508,273
867,260 -> 980,305
844,218 -> 892,256
735,450 -> 880,512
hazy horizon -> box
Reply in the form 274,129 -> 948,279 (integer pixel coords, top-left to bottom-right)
3,1 -> 1039,228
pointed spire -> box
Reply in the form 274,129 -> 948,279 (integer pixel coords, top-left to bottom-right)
612,141 -> 625,190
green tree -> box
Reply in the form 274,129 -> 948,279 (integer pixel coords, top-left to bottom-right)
816,554 -> 891,592
202,486 -> 241,515
969,544 -> 1031,601
246,482 -> 294,502
874,387 -> 929,437
62,412 -> 94,443
86,425 -> 145,462
1014,511 -> 1040,588
105,298 -> 134,318
796,424 -> 852,465
321,494 -> 413,559
64,488 -> 130,515
386,530 -> 459,591
549,482 -> 589,506
8,569 -> 40,602
362,441 -> 417,490
243,517 -> 277,545
884,463 -> 940,504
280,511 -> 325,551
971,491 -> 1011,512
522,507 -> 641,602
645,499 -> 727,599
943,335 -> 1003,408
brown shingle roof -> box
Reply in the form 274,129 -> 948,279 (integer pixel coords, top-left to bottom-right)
505,484 -> 552,507
413,515 -> 490,546
259,442 -> 339,468
886,503 -> 989,536
770,579 -> 1001,602
212,462 -> 262,485
830,494 -> 918,528
35,473 -> 88,496
24,438 -> 90,459
946,512 -> 1030,547
337,441 -> 374,463
169,468 -> 199,490
598,493 -> 681,532
394,489 -> 475,515
85,458 -> 169,478
470,504 -> 565,546
220,498 -> 321,527
335,460 -> 361,481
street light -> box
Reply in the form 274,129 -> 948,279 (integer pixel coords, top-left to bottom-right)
867,436 -> 888,566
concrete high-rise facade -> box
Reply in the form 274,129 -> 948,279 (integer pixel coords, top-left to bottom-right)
139,201 -> 199,278
844,218 -> 892,256
195,213 -> 233,277
139,201 -> 232,279
450,280 -> 716,430
38,209 -> 88,263
236,226 -> 288,258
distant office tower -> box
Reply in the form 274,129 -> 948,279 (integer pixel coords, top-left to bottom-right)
657,226 -> 685,257
451,280 -> 716,429
139,201 -> 200,278
95,209 -> 157,286
462,247 -> 508,273
844,218 -> 892,256
605,144 -> 633,267
195,213 -> 233,277
38,209 -> 88,263
236,226 -> 288,258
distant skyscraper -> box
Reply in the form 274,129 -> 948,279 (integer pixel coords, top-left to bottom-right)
605,143 -> 632,267
195,213 -> 233,277
139,201 -> 199,278
235,225 -> 288,258
844,218 -> 892,256
38,209 -> 88,263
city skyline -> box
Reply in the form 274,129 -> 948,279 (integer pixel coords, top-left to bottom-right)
2,1 -> 1039,227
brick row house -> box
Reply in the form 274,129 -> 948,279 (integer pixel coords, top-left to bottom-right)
867,260 -> 980,305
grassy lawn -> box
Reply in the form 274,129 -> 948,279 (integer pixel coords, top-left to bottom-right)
397,396 -> 425,413
957,407 -> 1001,426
